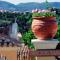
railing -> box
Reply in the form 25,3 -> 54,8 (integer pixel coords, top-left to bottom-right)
17,45 -> 31,60
16,45 -> 60,60
16,45 -> 37,60
0,45 -> 60,60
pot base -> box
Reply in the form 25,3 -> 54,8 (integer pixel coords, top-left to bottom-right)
31,39 -> 59,49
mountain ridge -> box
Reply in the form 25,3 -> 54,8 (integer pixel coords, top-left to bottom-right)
17,2 -> 60,12
0,1 -> 60,12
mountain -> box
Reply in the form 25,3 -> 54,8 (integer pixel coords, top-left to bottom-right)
17,2 -> 41,12
0,1 -> 60,12
0,1 -> 18,11
17,2 -> 60,12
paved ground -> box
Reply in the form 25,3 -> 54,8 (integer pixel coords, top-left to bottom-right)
0,47 -> 17,60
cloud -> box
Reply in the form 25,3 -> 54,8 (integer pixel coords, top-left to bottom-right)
2,0 -> 60,4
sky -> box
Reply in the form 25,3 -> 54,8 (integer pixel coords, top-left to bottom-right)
1,0 -> 60,4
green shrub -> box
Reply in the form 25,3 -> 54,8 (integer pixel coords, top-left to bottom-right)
56,24 -> 60,41
22,29 -> 36,49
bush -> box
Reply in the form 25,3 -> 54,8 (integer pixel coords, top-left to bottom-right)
56,24 -> 60,41
22,29 -> 36,49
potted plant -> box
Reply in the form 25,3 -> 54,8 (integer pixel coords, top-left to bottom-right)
31,9 -> 58,40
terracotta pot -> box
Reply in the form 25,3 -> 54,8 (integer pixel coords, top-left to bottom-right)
31,16 -> 58,40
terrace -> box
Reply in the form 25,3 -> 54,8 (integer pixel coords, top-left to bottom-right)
0,8 -> 60,60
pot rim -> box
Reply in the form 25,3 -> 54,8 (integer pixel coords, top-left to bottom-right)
32,16 -> 56,19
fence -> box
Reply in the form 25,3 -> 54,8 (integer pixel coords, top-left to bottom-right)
17,45 -> 34,60
0,45 -> 34,60
0,45 -> 60,60
16,45 -> 60,60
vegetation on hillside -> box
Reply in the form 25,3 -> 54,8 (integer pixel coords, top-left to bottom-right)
0,8 -> 60,48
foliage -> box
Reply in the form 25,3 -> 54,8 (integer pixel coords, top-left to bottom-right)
32,10 -> 56,17
0,12 -> 32,34
55,14 -> 60,41
22,29 -> 36,48
17,12 -> 32,34
32,11 -> 56,17
0,10 -> 60,47
32,0 -> 56,17
56,23 -> 60,41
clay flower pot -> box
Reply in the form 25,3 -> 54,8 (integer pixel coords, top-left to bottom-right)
31,16 -> 58,40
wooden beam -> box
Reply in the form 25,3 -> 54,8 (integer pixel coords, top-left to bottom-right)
29,49 -> 60,56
